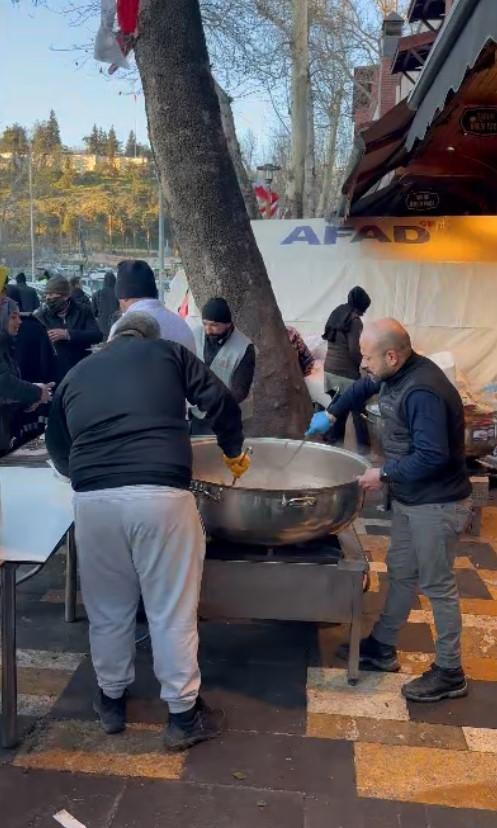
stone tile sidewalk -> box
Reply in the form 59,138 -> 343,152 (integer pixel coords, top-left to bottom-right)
3,506 -> 497,826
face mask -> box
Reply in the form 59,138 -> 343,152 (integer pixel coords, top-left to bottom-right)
46,297 -> 68,314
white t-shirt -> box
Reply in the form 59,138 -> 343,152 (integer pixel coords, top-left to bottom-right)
109,298 -> 196,353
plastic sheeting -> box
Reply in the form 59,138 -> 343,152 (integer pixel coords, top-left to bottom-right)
166,217 -> 497,389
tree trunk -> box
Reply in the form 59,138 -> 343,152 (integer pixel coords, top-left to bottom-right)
316,93 -> 342,219
304,75 -> 316,218
214,80 -> 259,221
135,0 -> 312,437
287,0 -> 309,219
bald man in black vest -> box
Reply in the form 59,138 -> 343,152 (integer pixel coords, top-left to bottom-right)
307,318 -> 471,703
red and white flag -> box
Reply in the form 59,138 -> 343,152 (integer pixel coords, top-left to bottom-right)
94,0 -> 139,74
254,184 -> 279,219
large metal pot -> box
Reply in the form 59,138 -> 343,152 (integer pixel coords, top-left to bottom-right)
191,437 -> 370,546
366,403 -> 497,460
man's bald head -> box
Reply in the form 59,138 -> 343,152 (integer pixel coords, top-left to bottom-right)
362,319 -> 412,353
360,318 -> 413,380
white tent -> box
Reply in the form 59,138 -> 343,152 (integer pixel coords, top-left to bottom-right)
167,216 -> 497,390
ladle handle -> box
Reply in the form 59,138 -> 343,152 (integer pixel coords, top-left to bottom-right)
282,495 -> 317,509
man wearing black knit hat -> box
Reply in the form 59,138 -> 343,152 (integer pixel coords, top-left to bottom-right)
190,297 -> 255,436
110,259 -> 195,353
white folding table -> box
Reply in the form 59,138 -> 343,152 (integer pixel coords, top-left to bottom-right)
0,467 -> 74,748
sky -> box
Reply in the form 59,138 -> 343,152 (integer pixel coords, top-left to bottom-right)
1,1 -> 276,153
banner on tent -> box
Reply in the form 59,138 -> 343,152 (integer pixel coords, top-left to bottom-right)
268,216 -> 497,263
167,217 -> 497,388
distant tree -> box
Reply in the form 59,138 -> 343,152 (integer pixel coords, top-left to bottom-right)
107,126 -> 121,159
97,128 -> 108,154
0,124 -> 28,157
32,120 -> 52,158
136,142 -> 152,158
83,124 -> 100,155
125,130 -> 137,157
45,109 -> 62,150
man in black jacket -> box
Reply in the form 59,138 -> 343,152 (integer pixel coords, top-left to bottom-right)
46,312 -> 250,750
15,272 -> 40,313
69,276 -> 91,307
0,299 -> 53,452
190,297 -> 255,436
307,319 -> 471,704
91,271 -> 119,338
35,275 -> 102,382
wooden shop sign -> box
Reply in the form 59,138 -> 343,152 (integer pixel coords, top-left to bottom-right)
461,107 -> 497,136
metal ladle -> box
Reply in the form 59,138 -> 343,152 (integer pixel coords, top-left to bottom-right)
275,437 -> 308,472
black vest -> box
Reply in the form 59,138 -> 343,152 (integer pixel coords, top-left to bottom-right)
379,353 -> 470,505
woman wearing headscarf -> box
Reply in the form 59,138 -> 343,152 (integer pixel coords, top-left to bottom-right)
322,286 -> 371,446
0,298 -> 53,454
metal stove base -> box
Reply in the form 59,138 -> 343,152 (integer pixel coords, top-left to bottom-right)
199,525 -> 368,684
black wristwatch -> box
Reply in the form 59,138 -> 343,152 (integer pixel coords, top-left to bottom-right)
379,467 -> 389,483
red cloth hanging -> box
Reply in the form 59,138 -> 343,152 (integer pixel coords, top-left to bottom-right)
178,291 -> 189,318
117,0 -> 140,34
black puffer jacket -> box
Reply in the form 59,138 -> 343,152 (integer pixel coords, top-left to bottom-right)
15,315 -> 56,384
91,273 -> 119,339
0,332 -> 42,452
16,284 -> 40,313
46,335 -> 244,492
35,299 -> 102,382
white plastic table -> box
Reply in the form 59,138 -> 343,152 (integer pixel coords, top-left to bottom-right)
0,467 -> 74,748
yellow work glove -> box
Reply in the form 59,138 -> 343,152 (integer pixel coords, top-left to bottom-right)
223,452 -> 251,480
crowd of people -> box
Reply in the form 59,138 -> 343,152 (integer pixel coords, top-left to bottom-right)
0,260 -> 474,747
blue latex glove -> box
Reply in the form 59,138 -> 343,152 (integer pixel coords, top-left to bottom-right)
305,411 -> 332,437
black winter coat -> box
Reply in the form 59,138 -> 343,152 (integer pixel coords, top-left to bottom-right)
91,286 -> 119,339
35,299 -> 102,382
0,332 -> 42,451
17,285 -> 40,313
46,335 -> 244,492
15,314 -> 56,384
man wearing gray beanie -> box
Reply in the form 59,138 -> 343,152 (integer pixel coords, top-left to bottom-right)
35,275 -> 102,382
110,260 -> 195,353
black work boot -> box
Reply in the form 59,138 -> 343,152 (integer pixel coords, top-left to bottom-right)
336,634 -> 400,672
401,663 -> 467,703
163,697 -> 225,752
93,689 -> 127,734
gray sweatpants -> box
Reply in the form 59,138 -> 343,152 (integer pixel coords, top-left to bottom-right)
372,498 -> 472,670
74,485 -> 205,713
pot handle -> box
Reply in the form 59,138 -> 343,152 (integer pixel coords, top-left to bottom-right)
190,481 -> 222,503
282,495 -> 317,509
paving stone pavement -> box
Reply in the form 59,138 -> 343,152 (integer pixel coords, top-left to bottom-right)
3,505 -> 497,826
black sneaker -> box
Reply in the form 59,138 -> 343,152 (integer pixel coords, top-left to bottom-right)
336,634 -> 400,672
401,664 -> 468,703
93,689 -> 127,734
163,697 -> 225,752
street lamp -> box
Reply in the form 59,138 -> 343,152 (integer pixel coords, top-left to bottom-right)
257,163 -> 281,219
27,140 -> 35,282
